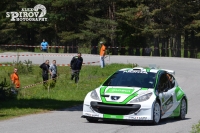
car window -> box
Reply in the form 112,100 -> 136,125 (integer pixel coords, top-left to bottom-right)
157,73 -> 169,92
102,70 -> 156,88
167,74 -> 175,89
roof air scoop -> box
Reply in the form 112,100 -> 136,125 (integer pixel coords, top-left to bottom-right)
149,64 -> 157,69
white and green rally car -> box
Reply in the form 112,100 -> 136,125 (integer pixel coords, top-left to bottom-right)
82,67 -> 188,124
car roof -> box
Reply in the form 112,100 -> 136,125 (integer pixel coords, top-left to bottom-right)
118,67 -> 158,73
118,67 -> 175,75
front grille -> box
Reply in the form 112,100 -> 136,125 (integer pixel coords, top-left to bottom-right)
90,102 -> 141,115
98,108 -> 131,115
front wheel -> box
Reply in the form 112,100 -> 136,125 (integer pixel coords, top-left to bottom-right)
152,101 -> 161,125
178,98 -> 187,120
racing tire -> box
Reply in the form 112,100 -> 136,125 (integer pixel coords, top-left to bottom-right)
178,98 -> 187,120
86,118 -> 99,123
152,101 -> 161,125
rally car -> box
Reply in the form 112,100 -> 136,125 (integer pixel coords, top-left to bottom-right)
81,67 -> 188,124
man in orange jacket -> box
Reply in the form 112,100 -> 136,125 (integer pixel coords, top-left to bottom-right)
10,68 -> 20,94
99,41 -> 106,68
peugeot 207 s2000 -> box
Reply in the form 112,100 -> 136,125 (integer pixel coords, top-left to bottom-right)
81,67 -> 188,124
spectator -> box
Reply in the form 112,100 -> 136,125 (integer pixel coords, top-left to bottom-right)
40,39 -> 49,53
49,60 -> 57,83
70,53 -> 83,83
40,60 -> 51,85
99,41 -> 106,68
145,46 -> 152,56
10,68 -> 20,94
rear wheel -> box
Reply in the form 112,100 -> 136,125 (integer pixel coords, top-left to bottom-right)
178,98 -> 187,119
152,101 -> 161,124
86,118 -> 98,123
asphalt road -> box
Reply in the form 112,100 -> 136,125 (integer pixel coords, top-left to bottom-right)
0,52 -> 199,133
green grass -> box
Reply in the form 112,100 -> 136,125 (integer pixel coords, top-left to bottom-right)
0,63 -> 134,120
191,121 -> 200,133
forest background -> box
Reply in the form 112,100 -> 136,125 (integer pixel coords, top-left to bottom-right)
0,0 -> 200,58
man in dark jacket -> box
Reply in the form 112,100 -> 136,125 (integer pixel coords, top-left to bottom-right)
40,60 -> 51,85
145,45 -> 152,56
70,53 -> 83,83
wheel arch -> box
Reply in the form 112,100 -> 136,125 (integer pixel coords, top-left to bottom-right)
156,97 -> 161,106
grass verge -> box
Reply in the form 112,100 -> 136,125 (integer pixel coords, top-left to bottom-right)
191,121 -> 200,133
0,63 -> 135,120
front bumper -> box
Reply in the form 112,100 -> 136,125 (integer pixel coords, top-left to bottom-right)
82,101 -> 153,121
91,101 -> 141,115
81,115 -> 152,123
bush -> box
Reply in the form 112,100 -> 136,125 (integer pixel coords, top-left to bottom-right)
191,121 -> 200,133
0,77 -> 16,101
13,59 -> 33,75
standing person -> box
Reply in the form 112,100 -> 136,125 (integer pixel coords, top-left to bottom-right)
49,60 -> 57,83
40,39 -> 49,53
70,53 -> 83,83
99,41 -> 106,68
40,60 -> 51,85
10,68 -> 20,94
145,45 -> 152,56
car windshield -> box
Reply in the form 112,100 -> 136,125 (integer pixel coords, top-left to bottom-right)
102,70 -> 156,88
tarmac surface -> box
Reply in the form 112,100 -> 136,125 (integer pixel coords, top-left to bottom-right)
0,52 -> 199,133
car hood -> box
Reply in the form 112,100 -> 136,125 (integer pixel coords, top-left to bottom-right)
97,86 -> 153,104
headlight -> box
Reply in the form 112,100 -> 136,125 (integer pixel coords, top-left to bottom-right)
90,90 -> 100,100
130,92 -> 152,103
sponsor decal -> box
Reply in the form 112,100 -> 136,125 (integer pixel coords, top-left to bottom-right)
103,114 -> 123,119
123,69 -> 148,74
129,116 -> 147,120
176,90 -> 183,98
106,88 -> 134,94
100,86 -> 138,104
162,96 -> 173,114
92,114 -> 99,117
85,113 -> 99,117
85,113 -> 92,116
175,87 -> 184,101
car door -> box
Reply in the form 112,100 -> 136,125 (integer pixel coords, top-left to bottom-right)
163,73 -> 178,115
156,72 -> 175,118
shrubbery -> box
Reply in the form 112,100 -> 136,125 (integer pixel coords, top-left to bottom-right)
0,77 -> 16,100
0,59 -> 33,101
13,59 -> 33,74
191,121 -> 200,133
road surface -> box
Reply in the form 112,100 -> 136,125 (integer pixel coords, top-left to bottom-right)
0,52 -> 199,133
